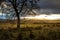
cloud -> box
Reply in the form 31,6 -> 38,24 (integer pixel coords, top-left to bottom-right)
38,0 -> 60,9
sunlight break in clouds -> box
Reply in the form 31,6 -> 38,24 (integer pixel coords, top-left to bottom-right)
20,14 -> 60,20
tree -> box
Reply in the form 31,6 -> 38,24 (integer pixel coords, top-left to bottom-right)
7,0 -> 40,28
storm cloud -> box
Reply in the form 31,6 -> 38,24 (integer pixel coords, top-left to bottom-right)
39,0 -> 60,9
35,0 -> 60,13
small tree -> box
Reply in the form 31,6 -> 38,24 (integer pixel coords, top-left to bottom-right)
7,0 -> 40,28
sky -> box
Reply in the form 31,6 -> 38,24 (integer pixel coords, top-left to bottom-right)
1,0 -> 60,13
20,0 -> 60,20
35,0 -> 60,13
39,0 -> 60,9
0,0 -> 60,19
1,0 -> 60,9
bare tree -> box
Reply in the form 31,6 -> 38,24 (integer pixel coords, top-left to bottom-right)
7,0 -> 40,28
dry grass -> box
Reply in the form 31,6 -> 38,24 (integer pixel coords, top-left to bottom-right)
0,19 -> 60,40
0,19 -> 60,29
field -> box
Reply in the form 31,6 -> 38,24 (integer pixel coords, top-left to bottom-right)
0,19 -> 60,29
0,19 -> 60,40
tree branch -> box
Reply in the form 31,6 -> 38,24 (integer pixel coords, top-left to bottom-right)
18,0 -> 27,13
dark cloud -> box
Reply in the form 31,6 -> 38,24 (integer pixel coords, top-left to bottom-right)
38,0 -> 60,9
34,0 -> 60,13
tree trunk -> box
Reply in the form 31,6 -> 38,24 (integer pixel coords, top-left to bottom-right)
17,14 -> 20,28
12,6 -> 20,28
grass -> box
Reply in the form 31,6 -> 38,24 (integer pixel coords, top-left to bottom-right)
0,19 -> 60,40
0,27 -> 60,40
0,19 -> 60,29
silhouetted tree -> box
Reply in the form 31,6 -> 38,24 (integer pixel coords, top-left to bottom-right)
7,0 -> 40,28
